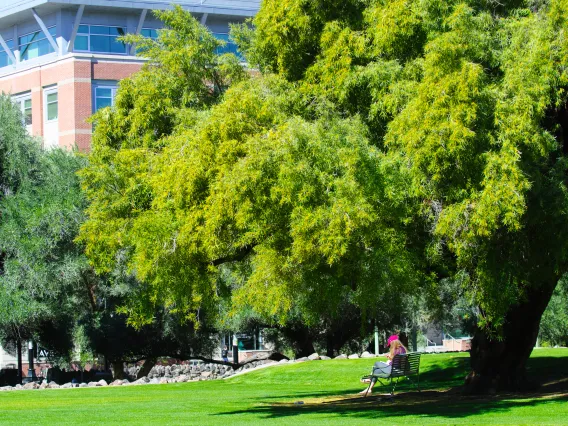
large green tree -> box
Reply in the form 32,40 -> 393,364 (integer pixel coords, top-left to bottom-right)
241,0 -> 568,391
0,94 -> 87,379
0,92 -> 218,381
80,0 -> 568,391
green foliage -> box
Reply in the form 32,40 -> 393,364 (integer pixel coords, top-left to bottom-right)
81,0 -> 568,347
0,94 -> 40,197
82,67 -> 418,327
0,146 -> 88,358
539,277 -> 568,346
237,0 -> 366,80
96,5 -> 247,149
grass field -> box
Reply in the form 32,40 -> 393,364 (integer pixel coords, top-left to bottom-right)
0,349 -> 567,425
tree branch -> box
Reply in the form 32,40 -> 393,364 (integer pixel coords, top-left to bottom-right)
210,244 -> 256,267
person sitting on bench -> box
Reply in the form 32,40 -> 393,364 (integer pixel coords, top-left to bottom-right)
360,335 -> 407,395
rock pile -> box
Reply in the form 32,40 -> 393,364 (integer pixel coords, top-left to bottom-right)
144,361 -> 242,381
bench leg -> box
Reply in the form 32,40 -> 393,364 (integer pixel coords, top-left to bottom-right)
405,375 -> 420,392
391,377 -> 399,395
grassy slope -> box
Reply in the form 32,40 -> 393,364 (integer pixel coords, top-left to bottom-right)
0,349 -> 566,425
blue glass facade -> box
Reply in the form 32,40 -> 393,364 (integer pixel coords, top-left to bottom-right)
19,26 -> 56,61
0,39 -> 13,68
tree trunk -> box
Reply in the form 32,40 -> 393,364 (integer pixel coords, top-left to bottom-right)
111,361 -> 126,380
136,358 -> 157,379
326,334 -> 334,358
16,339 -> 22,385
280,324 -> 316,358
410,328 -> 418,352
466,281 -> 557,393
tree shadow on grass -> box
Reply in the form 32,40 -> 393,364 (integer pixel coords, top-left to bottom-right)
217,356 -> 568,421
216,389 -> 568,421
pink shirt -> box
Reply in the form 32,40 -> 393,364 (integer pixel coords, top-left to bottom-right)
387,346 -> 406,365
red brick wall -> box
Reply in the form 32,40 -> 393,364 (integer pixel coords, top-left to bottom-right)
93,61 -> 142,81
0,56 -> 144,151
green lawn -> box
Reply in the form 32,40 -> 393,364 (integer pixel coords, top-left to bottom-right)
1,349 -> 567,425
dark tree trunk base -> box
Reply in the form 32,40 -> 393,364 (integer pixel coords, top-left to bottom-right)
137,358 -> 157,379
465,281 -> 557,394
111,361 -> 126,380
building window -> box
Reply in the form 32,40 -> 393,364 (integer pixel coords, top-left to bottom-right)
213,33 -> 240,57
141,28 -> 159,40
45,89 -> 58,121
0,39 -> 14,68
93,85 -> 117,112
22,98 -> 32,125
75,25 -> 126,54
12,93 -> 32,133
19,27 -> 56,61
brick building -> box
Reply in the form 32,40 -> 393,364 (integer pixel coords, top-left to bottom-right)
0,0 -> 260,151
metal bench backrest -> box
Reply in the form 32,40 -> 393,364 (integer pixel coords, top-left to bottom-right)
390,352 -> 421,378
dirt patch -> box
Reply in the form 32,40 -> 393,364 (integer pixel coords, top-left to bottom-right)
274,379 -> 568,411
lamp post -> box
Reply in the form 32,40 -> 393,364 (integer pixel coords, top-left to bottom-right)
16,339 -> 22,385
22,340 -> 37,384
232,335 -> 239,365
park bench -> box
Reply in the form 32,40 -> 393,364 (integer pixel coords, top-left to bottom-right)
361,352 -> 422,396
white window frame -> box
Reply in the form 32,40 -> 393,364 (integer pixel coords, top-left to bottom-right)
93,83 -> 118,113
43,86 -> 58,122
74,25 -> 128,55
12,92 -> 32,128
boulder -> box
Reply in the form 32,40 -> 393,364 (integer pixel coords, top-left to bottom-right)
201,371 -> 212,378
98,380 -> 108,387
361,351 -> 375,358
308,353 -> 320,361
48,383 -> 60,389
39,382 -> 49,390
87,382 -> 99,387
23,382 -> 39,390
14,384 -> 23,390
60,383 -> 73,389
334,354 -> 347,359
296,357 -> 309,362
79,383 -> 88,388
348,354 -> 360,359
320,356 -> 331,360
159,378 -> 170,384
0,386 -> 13,391
109,380 -> 123,386
279,359 -> 289,363
176,375 -> 189,383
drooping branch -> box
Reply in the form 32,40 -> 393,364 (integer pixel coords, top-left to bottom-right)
210,244 -> 256,267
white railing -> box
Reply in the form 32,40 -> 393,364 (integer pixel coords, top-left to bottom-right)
426,338 -> 437,346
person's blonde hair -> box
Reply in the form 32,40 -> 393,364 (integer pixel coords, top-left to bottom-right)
389,339 -> 408,358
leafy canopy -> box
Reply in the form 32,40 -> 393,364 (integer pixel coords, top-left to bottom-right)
81,0 -> 568,337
